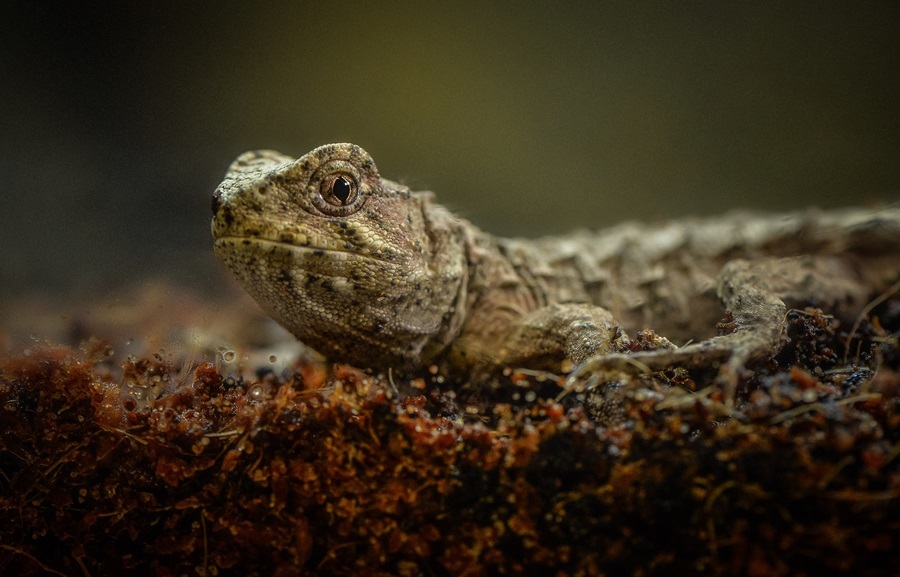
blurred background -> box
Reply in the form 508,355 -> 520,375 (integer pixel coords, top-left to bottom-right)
2,1 -> 899,313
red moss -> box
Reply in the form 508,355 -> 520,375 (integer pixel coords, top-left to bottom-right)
1,301 -> 899,575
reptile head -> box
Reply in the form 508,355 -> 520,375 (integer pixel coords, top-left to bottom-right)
211,143 -> 467,370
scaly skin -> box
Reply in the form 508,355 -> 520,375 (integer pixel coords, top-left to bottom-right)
212,143 -> 900,388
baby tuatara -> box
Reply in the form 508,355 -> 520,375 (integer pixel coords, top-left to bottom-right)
211,143 -> 900,390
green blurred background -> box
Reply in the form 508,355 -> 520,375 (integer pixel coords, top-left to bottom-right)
2,1 -> 899,302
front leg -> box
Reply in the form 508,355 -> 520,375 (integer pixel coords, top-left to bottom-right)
501,303 -> 628,369
451,303 -> 665,377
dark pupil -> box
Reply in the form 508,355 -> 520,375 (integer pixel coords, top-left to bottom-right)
332,177 -> 352,204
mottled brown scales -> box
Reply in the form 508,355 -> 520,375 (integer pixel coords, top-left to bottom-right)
212,143 -> 900,390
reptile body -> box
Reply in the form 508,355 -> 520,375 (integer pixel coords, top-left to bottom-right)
212,143 -> 900,388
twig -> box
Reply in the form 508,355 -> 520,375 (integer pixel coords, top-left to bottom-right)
0,545 -> 70,577
843,280 -> 900,363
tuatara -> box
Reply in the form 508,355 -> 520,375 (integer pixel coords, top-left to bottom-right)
211,143 -> 900,390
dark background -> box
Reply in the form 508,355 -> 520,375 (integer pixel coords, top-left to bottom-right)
2,1 -> 899,305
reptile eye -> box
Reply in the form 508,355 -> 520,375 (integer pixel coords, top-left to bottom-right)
321,174 -> 358,206
307,157 -> 369,216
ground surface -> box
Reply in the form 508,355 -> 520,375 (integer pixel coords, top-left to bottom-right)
1,283 -> 899,576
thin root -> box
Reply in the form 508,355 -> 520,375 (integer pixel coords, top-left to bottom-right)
843,280 -> 900,363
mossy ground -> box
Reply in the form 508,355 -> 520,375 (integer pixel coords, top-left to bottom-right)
1,287 -> 899,576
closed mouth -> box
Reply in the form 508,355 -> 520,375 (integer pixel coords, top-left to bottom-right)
214,236 -> 391,264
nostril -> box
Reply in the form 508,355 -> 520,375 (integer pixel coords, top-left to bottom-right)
211,191 -> 223,214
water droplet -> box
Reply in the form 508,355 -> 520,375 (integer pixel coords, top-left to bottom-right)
222,350 -> 236,362
120,383 -> 155,412
247,383 -> 270,400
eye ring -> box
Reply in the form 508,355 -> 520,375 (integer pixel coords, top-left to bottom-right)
305,158 -> 368,217
320,173 -> 359,207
